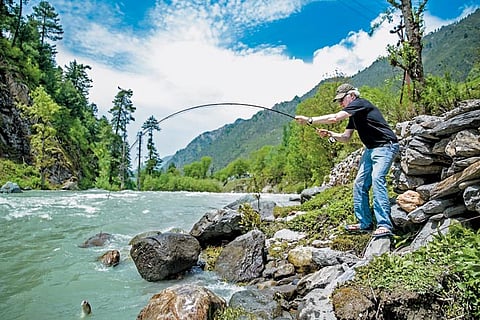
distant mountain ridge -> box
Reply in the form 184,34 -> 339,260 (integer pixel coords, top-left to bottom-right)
166,10 -> 480,171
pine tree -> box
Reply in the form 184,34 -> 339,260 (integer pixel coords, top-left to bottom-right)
109,87 -> 135,189
141,116 -> 162,175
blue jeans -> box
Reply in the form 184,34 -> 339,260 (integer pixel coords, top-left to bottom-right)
353,143 -> 399,230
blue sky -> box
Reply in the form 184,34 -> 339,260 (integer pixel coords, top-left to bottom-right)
32,0 -> 480,156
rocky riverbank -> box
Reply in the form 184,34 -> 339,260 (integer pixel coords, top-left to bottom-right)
130,99 -> 480,320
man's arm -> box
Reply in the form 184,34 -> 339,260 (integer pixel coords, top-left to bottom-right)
317,128 -> 354,143
296,110 -> 350,125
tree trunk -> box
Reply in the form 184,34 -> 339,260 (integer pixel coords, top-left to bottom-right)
399,0 -> 426,101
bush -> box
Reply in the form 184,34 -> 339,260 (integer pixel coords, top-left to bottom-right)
0,159 -> 41,189
353,224 -> 480,318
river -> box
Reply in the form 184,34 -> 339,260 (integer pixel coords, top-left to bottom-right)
0,190 -> 297,319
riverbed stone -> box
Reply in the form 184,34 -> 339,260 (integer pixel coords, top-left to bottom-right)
98,249 -> 120,267
190,208 -> 243,247
78,232 -> 112,248
229,288 -> 283,319
130,232 -> 201,281
137,284 -> 225,320
215,229 -> 266,283
0,181 -> 22,193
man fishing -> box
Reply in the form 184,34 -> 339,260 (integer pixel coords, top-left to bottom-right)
295,83 -> 399,238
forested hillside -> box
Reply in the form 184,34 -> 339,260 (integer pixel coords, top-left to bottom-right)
1,2 -> 479,193
167,9 -> 480,171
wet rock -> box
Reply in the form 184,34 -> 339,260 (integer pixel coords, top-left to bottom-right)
98,249 -> 120,267
137,284 -> 225,320
78,232 -> 112,248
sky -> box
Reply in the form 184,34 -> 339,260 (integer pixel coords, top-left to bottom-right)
29,0 -> 480,158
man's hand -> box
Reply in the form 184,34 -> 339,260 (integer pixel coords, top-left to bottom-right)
295,115 -> 311,125
316,128 -> 331,138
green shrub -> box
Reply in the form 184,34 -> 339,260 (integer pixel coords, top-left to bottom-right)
239,203 -> 261,232
284,185 -> 354,240
352,224 -> 480,318
201,246 -> 223,271
214,307 -> 256,320
0,159 -> 41,189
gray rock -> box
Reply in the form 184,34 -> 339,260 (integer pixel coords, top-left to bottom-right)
78,232 -> 112,248
229,288 -> 283,320
430,109 -> 480,137
464,185 -> 480,213
215,229 -> 266,283
296,265 -> 345,297
363,237 -> 391,260
130,232 -> 201,281
297,288 -> 337,320
0,181 -> 22,193
311,247 -> 359,268
190,208 -> 243,247
410,218 -> 457,251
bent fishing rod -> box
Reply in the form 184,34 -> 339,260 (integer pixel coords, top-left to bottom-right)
155,102 -> 335,143
156,102 -> 295,124
130,102 -> 334,149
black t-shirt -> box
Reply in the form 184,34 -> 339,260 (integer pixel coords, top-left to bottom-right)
344,98 -> 398,149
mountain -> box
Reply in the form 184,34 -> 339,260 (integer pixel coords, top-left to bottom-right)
166,10 -> 480,171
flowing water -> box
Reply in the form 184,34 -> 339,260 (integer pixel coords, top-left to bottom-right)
0,190 -> 297,320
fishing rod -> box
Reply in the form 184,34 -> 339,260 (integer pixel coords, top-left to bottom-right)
155,102 -> 335,142
131,102 -> 333,150
156,102 -> 296,124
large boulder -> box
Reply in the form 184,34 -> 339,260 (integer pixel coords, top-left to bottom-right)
130,232 -> 201,281
215,229 -> 266,283
137,284 -> 226,320
190,208 -> 243,247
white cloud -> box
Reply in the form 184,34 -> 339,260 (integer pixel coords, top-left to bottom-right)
424,4 -> 479,33
51,0 -> 463,158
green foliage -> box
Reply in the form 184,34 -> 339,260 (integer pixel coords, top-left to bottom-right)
0,37 -> 41,87
238,203 -> 261,232
214,307 -> 257,320
285,185 -> 354,240
418,74 -> 461,115
248,144 -> 290,191
330,234 -> 371,256
93,118 -> 119,190
141,172 -> 222,192
353,225 -> 480,318
19,85 -> 64,189
183,156 -> 212,179
213,158 -> 250,182
108,87 -> 135,189
201,246 -> 223,271
0,159 -> 41,189
360,82 -> 412,123
142,116 -> 162,175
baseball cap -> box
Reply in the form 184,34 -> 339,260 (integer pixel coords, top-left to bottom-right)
333,83 -> 355,102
